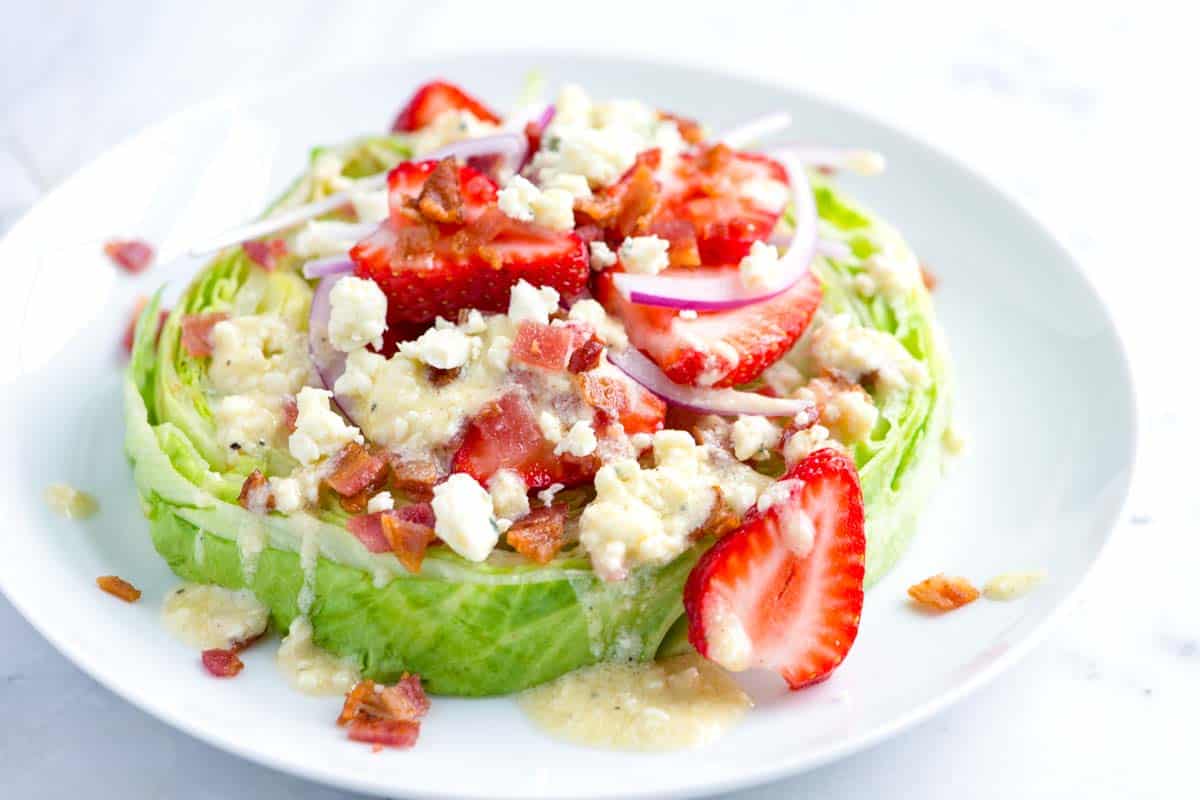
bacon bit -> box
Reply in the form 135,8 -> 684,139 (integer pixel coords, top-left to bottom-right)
338,489 -> 371,515
281,396 -> 299,434
326,442 -> 389,498
578,151 -> 661,238
908,574 -> 980,611
242,238 -> 289,271
919,263 -> 938,291
505,505 -> 566,564
650,219 -> 701,268
567,335 -> 605,374
347,513 -> 391,553
237,470 -> 275,513
659,110 -> 705,144
428,365 -> 461,386
396,502 -> 435,527
97,575 -> 141,603
387,458 -> 439,501
692,489 -> 740,540
122,296 -> 169,354
104,238 -> 155,273
201,648 -> 245,678
696,143 -> 734,174
339,674 -> 429,750
380,512 -> 438,573
511,321 -> 580,371
347,718 -> 420,749
416,158 -> 465,224
180,312 -> 229,358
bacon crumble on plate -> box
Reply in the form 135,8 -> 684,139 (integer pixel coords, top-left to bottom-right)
907,574 -> 980,611
97,575 -> 142,603
338,674 -> 431,750
104,238 -> 155,273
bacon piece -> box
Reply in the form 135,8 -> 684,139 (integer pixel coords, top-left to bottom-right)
338,489 -> 370,515
242,238 -> 289,270
649,219 -> 701,268
326,442 -> 389,498
578,151 -> 661,239
416,158 -> 465,224
347,513 -> 391,553
237,470 -> 275,513
97,575 -> 141,603
920,263 -> 938,291
180,312 -> 229,358
659,111 -> 705,144
381,512 -> 438,573
104,238 -> 155,273
396,502 -> 435,527
387,458 -> 439,501
696,142 -> 734,174
201,648 -> 245,678
907,574 -> 980,611
338,674 -> 429,750
512,321 -> 579,371
691,489 -> 740,540
428,365 -> 461,386
567,335 -> 605,374
122,296 -> 169,354
505,505 -> 567,564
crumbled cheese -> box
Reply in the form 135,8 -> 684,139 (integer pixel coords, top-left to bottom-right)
486,335 -> 512,371
555,420 -> 598,457
853,273 -> 878,297
731,415 -> 781,461
630,432 -> 654,452
619,236 -> 670,275
288,387 -> 363,465
412,109 -> 500,156
538,411 -> 564,444
738,241 -> 784,290
703,596 -> 753,671
808,313 -> 928,391
679,309 -> 698,320
740,177 -> 790,213
508,279 -> 561,325
349,188 -> 389,224
269,476 -> 304,514
983,570 -> 1047,601
537,482 -> 565,507
497,175 -> 541,223
292,221 -> 367,258
567,298 -> 628,348
760,359 -> 803,397
579,430 -> 718,581
589,241 -> 617,271
431,473 -> 500,562
328,276 -> 388,352
402,326 -> 475,369
822,387 -> 878,443
366,491 -> 394,513
333,348 -> 386,398
461,309 -> 487,334
209,314 -> 309,396
783,424 -> 834,464
531,187 -> 576,231
488,469 -> 530,523
212,393 -> 281,454
44,483 -> 98,520
862,251 -> 920,297
542,172 -> 592,200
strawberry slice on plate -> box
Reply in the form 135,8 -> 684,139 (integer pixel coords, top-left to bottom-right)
684,448 -> 866,689
594,267 -> 822,388
652,143 -> 789,264
351,160 -> 589,325
390,80 -> 502,133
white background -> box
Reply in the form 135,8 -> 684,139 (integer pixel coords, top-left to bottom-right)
1,1 -> 1195,797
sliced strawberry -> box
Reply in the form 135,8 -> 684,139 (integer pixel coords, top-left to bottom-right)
595,268 -> 822,388
352,161 -> 588,325
450,393 -> 598,490
652,144 -> 789,264
390,79 -> 501,133
684,448 -> 865,689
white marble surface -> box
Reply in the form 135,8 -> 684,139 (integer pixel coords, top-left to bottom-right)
1,1 -> 1195,797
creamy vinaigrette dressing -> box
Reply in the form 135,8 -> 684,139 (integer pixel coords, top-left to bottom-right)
276,616 -> 360,696
519,653 -> 751,750
161,584 -> 269,650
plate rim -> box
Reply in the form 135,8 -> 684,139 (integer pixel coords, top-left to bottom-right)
0,49 -> 1138,800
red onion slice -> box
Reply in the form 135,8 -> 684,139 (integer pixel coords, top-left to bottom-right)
611,151 -> 816,311
717,112 -> 792,148
307,274 -> 354,420
189,134 -> 527,256
301,255 -> 354,280
771,146 -> 886,175
608,348 -> 814,418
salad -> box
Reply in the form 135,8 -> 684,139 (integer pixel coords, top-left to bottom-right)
124,77 -> 952,746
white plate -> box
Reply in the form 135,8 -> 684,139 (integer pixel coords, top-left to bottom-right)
0,53 -> 1134,799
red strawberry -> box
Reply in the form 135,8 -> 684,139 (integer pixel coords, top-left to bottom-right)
684,448 -> 865,689
594,268 -> 822,388
450,393 -> 599,490
653,144 -> 789,264
351,160 -> 589,325
390,80 -> 501,133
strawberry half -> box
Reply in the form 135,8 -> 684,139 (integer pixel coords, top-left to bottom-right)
390,80 -> 502,133
652,144 -> 789,264
594,268 -> 822,388
684,448 -> 866,689
351,160 -> 589,325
